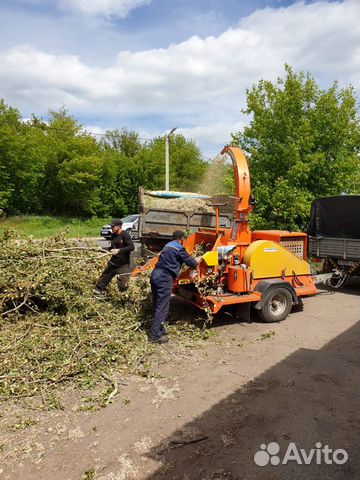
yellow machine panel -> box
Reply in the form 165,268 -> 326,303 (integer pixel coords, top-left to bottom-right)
202,251 -> 219,266
243,240 -> 310,279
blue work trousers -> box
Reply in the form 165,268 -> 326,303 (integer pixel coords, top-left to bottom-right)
150,268 -> 174,340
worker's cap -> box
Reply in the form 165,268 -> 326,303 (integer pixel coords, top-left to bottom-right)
172,230 -> 185,240
110,219 -> 123,228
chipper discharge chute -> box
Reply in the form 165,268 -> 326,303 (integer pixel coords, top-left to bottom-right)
134,145 -> 318,323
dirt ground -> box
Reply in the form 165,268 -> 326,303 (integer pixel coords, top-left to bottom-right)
1,279 -> 359,480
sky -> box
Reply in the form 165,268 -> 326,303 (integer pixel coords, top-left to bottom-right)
0,0 -> 359,158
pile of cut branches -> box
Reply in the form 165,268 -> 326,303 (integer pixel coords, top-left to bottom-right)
0,229 -> 210,405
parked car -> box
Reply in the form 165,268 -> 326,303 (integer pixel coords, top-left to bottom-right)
100,214 -> 140,240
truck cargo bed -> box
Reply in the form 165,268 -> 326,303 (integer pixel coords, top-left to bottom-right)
309,196 -> 360,265
140,208 -> 233,238
140,208 -> 233,254
138,187 -> 234,255
309,236 -> 360,260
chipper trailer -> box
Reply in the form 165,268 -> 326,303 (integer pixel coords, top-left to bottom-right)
134,145 -> 321,323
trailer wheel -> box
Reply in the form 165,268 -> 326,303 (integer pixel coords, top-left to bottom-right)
258,287 -> 292,323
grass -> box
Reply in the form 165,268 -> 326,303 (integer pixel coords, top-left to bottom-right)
260,330 -> 276,340
82,468 -> 96,480
0,215 -> 111,238
6,418 -> 38,432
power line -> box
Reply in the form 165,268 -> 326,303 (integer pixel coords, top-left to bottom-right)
12,121 -> 159,142
9,120 -> 217,160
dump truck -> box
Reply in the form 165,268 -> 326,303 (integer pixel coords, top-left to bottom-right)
308,195 -> 360,287
138,187 -> 235,257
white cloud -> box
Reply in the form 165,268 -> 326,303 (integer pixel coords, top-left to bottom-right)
178,121 -> 246,156
0,0 -> 359,157
57,0 -> 151,18
81,124 -> 106,136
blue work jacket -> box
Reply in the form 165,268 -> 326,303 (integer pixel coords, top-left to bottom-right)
155,240 -> 198,278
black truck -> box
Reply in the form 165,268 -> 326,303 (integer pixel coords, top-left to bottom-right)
308,195 -> 360,287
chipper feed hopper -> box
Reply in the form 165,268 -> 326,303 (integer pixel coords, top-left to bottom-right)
134,145 -> 318,322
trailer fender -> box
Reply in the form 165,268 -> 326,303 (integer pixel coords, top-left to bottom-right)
253,279 -> 299,310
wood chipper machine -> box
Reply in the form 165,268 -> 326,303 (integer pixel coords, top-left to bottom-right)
133,145 -> 319,322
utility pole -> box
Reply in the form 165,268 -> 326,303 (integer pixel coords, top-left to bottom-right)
165,126 -> 177,191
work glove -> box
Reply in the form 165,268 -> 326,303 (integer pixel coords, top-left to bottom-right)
110,249 -> 120,255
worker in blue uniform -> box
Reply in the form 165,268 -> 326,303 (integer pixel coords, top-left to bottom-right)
150,230 -> 198,344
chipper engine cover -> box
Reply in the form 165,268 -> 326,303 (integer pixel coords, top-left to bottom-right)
244,240 -> 311,279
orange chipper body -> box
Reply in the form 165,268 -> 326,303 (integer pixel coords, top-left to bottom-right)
133,146 -> 317,320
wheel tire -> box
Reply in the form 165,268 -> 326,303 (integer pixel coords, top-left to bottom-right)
258,287 -> 293,323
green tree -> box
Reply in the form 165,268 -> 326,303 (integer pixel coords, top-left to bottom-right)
98,129 -> 145,216
0,101 -> 46,214
138,134 -> 206,192
41,107 -> 103,216
98,131 -> 207,217
167,134 -> 207,191
0,102 -> 207,218
57,155 -> 103,216
101,128 -> 142,158
0,100 -> 20,212
232,65 -> 360,230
